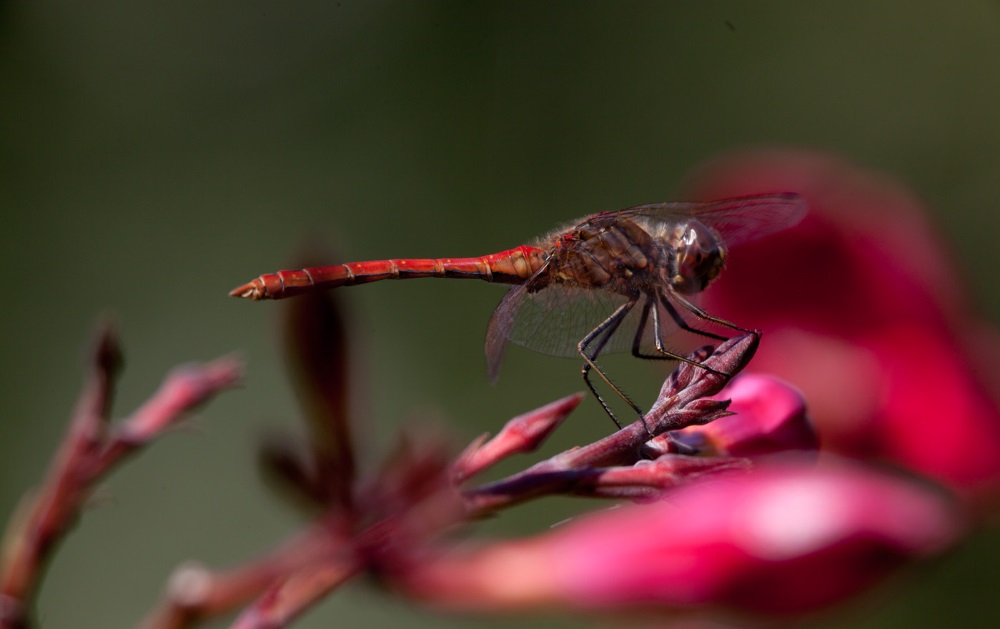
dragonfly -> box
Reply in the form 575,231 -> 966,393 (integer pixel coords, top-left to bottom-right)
230,193 -> 806,430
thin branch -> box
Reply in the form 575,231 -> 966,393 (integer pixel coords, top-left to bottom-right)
140,517 -> 352,629
0,325 -> 241,629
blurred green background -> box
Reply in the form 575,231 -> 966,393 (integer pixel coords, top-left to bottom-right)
2,2 -> 999,627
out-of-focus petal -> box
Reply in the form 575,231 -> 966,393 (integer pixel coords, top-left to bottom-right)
399,460 -> 961,616
684,149 -> 965,334
672,375 -> 819,457
680,148 -> 1000,498
865,323 -> 1000,495
729,328 -> 884,454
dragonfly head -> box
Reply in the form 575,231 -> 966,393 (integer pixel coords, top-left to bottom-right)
667,221 -> 727,295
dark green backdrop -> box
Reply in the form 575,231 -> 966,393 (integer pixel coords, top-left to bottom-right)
2,2 -> 999,627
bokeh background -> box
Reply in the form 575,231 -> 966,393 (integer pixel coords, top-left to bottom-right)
2,2 -> 1000,627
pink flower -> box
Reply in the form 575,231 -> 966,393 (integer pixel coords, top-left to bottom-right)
682,149 -> 1000,499
398,460 -> 960,615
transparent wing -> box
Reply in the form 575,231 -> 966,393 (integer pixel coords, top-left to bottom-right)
616,193 -> 807,247
485,282 -> 687,382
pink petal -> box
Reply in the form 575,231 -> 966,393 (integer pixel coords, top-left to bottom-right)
680,148 -> 1000,498
400,461 -> 961,616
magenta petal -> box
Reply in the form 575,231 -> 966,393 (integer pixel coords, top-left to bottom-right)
681,148 -> 1000,499
865,324 -> 1000,496
401,461 -> 961,616
549,461 -> 960,614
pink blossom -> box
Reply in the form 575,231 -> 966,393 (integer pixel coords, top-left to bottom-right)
682,149 -> 1000,499
398,461 -> 961,615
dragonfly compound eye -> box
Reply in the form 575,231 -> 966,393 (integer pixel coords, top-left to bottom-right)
669,221 -> 726,294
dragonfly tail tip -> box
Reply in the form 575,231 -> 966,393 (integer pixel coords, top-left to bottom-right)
229,281 -> 262,300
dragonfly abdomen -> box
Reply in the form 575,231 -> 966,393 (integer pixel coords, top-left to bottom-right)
229,245 -> 547,300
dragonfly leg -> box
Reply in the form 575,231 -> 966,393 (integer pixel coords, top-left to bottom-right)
658,293 -> 728,341
629,292 -> 728,377
630,296 -> 678,361
578,295 -> 649,433
654,288 -> 762,377
666,289 -> 757,335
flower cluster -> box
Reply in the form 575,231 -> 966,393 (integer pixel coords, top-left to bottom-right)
141,302 -> 828,627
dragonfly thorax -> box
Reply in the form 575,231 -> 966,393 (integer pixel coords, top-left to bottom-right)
665,220 -> 727,295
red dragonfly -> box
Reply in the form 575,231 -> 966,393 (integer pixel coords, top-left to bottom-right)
231,193 -> 806,429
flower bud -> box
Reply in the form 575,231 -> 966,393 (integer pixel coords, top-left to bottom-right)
671,375 -> 818,458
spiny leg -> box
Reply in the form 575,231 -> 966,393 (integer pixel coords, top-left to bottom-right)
581,299 -> 640,429
666,288 -> 756,335
660,288 -> 761,377
630,296 -> 678,361
629,292 -> 728,377
658,293 -> 728,342
578,295 -> 645,431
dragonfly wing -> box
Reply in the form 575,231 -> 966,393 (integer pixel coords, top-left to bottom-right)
485,282 -> 527,383
619,193 -> 807,247
485,283 -> 649,382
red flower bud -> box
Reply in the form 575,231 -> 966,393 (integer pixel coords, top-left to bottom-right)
672,374 -> 819,458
